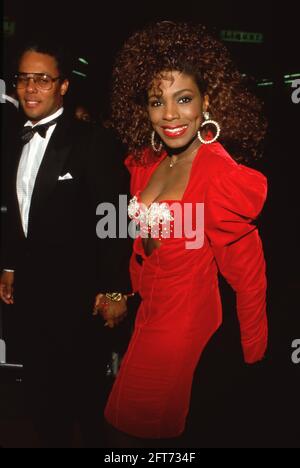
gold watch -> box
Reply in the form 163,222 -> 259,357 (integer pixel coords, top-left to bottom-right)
105,292 -> 124,302
105,292 -> 135,302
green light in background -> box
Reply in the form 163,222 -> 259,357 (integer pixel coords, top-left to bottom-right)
284,73 -> 300,79
257,82 -> 274,87
3,17 -> 16,37
254,72 -> 300,88
78,58 -> 89,65
221,30 -> 264,44
72,70 -> 87,78
285,79 -> 300,85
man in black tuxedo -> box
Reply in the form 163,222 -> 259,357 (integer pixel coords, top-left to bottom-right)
0,43 -> 131,447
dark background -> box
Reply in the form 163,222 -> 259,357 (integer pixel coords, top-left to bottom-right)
1,0 -> 299,448
2,1 -> 298,117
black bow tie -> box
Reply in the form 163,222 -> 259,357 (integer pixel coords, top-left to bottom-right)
20,118 -> 59,144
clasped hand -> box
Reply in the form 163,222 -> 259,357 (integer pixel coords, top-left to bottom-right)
93,294 -> 128,328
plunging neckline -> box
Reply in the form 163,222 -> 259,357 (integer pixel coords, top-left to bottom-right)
140,144 -> 204,207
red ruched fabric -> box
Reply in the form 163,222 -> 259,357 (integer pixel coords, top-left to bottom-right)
205,166 -> 268,364
105,142 -> 268,439
205,165 -> 268,246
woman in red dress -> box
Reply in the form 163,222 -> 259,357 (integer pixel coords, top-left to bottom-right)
104,21 -> 268,446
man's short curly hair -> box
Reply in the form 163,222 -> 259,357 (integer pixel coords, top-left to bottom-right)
110,21 -> 267,164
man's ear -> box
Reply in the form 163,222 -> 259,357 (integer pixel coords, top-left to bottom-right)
60,79 -> 69,96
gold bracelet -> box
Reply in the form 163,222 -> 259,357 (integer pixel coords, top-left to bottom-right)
105,292 -> 135,302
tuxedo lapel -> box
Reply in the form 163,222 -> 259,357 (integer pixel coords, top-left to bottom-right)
11,140 -> 26,238
27,116 -> 72,236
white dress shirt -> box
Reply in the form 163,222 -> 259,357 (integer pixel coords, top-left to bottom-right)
16,107 -> 64,238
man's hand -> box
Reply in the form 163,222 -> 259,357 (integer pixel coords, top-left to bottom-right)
0,271 -> 15,305
93,293 -> 128,328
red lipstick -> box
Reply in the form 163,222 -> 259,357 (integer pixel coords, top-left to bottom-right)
162,125 -> 188,138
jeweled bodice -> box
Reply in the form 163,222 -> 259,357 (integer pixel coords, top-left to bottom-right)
128,194 -> 174,239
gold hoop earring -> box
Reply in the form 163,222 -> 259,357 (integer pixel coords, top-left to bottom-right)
151,131 -> 163,153
198,112 -> 221,144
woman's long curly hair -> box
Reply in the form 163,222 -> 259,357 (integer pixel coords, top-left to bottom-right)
110,21 -> 267,164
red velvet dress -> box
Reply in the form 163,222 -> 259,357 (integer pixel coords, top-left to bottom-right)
105,142 -> 268,439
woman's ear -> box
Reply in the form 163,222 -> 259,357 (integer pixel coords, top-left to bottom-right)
203,94 -> 210,112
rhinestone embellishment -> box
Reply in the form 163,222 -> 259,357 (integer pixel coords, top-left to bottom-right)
128,196 -> 174,238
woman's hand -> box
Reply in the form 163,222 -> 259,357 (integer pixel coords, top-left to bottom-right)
93,293 -> 128,328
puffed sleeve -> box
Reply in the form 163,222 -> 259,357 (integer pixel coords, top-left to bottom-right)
205,164 -> 268,364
